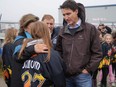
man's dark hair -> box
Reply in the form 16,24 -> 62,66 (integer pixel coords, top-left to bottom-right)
60,0 -> 78,11
61,0 -> 85,24
77,3 -> 85,23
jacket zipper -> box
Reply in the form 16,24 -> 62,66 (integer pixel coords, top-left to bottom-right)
69,37 -> 74,72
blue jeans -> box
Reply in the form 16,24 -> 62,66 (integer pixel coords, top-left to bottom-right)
66,73 -> 92,87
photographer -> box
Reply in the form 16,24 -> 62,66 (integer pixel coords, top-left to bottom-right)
98,24 -> 112,37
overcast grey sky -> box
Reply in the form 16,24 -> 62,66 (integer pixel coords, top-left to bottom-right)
0,0 -> 116,23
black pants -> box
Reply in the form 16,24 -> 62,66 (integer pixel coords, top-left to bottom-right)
92,69 -> 98,80
101,67 -> 109,87
112,63 -> 116,78
92,69 -> 98,87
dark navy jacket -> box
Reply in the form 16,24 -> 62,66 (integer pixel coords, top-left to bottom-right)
21,48 -> 66,87
11,32 -> 34,87
102,42 -> 113,58
2,43 -> 14,69
51,26 -> 60,49
11,32 -> 66,87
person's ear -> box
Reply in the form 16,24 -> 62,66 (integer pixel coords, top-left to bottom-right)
75,9 -> 78,15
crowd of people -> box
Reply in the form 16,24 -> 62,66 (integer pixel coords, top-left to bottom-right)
1,0 -> 116,87
92,24 -> 116,87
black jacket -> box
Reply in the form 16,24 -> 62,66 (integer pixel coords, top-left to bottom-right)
56,23 -> 102,76
102,42 -> 113,57
11,32 -> 66,87
11,32 -> 34,87
21,48 -> 66,87
2,43 -> 14,69
51,27 -> 60,49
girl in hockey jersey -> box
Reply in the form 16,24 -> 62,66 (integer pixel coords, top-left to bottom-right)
19,21 -> 66,87
11,14 -> 40,87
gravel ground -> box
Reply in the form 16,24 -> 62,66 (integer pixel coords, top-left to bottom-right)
0,77 -> 7,87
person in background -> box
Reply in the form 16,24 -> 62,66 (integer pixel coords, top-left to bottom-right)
98,34 -> 115,87
2,28 -> 18,87
42,14 -> 60,48
19,21 -> 66,87
11,13 -> 48,87
98,24 -> 112,37
56,0 -> 102,87
98,24 -> 107,37
92,31 -> 104,87
92,24 -> 107,87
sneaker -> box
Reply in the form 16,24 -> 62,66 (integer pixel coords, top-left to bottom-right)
111,82 -> 115,87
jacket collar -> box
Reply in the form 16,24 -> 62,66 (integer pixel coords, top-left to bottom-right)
63,24 -> 84,34
68,18 -> 81,29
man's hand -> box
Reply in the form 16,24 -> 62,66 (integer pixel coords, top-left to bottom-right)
34,44 -> 48,53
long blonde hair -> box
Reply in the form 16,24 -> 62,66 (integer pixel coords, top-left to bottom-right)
19,21 -> 52,62
4,27 -> 18,45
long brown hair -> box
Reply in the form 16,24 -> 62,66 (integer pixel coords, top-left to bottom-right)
19,21 -> 52,62
19,13 -> 39,34
4,27 -> 18,45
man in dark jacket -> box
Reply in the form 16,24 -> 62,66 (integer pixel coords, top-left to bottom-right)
56,0 -> 102,87
42,14 -> 60,49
